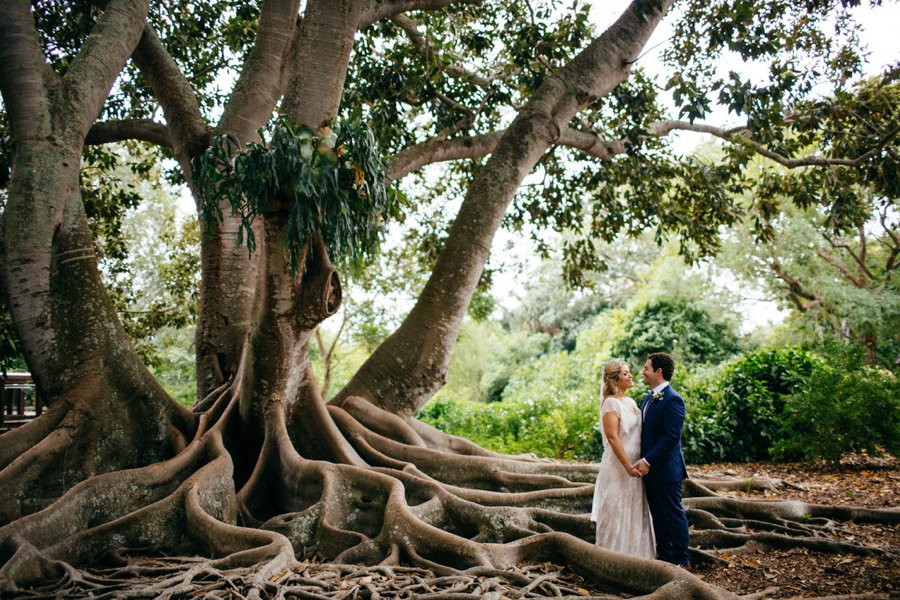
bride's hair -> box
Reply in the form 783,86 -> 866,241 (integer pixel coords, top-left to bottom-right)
602,360 -> 628,398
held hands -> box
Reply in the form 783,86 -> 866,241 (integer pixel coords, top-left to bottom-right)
624,464 -> 643,478
632,460 -> 650,476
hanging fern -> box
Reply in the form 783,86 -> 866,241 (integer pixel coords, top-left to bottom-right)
192,117 -> 399,274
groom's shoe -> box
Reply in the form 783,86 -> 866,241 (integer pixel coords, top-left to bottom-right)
678,563 -> 693,573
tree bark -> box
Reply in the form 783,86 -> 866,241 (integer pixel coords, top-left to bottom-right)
0,0 -> 195,517
130,0 -> 306,401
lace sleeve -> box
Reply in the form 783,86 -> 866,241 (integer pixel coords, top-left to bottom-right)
600,397 -> 621,417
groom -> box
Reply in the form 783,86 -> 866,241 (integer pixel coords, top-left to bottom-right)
632,352 -> 691,569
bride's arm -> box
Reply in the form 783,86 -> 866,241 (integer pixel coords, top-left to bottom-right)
602,412 -> 642,477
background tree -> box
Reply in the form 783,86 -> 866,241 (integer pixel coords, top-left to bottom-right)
1,0 -> 898,597
722,199 -> 899,367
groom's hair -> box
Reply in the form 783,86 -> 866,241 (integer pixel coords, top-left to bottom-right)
648,352 -> 675,381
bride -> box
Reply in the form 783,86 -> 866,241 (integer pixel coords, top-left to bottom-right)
590,359 -> 655,558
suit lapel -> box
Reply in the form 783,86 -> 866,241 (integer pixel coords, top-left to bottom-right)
644,385 -> 672,421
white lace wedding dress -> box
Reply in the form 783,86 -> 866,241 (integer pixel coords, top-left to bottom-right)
590,395 -> 656,558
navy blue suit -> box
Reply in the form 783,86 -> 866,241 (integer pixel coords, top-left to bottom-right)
640,384 -> 690,566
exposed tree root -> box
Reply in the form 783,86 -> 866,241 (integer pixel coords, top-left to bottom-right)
2,380 -> 897,599
0,372 -> 197,526
685,495 -> 900,524
686,477 -> 799,493
0,403 -> 70,471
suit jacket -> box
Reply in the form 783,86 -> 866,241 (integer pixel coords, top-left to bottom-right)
640,384 -> 688,483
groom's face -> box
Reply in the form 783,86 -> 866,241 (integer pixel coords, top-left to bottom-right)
642,359 -> 661,387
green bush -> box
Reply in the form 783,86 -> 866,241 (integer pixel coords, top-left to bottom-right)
681,347 -> 817,463
417,392 -> 598,460
418,352 -> 599,459
421,337 -> 897,465
678,365 -> 728,463
773,345 -> 900,464
716,347 -> 818,461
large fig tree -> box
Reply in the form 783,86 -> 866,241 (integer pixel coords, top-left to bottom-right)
1,0 -> 897,597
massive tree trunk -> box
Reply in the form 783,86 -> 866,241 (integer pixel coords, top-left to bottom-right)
130,0 -> 304,400
0,0 -> 195,519
2,1 -> 897,598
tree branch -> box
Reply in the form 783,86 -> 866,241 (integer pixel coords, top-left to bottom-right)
857,224 -> 868,281
650,120 -> 900,168
388,127 -> 625,180
360,0 -> 482,29
0,0 -> 56,140
85,119 -> 172,148
878,209 -> 900,273
821,232 -> 876,284
131,25 -> 209,161
219,0 -> 302,142
815,248 -> 867,288
391,14 -> 492,88
770,259 -> 823,313
338,0 -> 677,416
389,115 -> 897,182
62,0 -> 151,140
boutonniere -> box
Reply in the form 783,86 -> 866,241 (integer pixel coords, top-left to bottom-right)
651,391 -> 664,400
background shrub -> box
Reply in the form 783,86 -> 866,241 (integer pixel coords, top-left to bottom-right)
716,347 -> 818,461
681,347 -> 817,462
418,352 -> 598,459
773,344 -> 900,464
421,335 -> 894,465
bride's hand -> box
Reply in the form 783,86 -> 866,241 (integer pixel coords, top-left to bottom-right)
625,464 -> 642,478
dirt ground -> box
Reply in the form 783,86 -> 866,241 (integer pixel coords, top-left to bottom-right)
687,453 -> 899,598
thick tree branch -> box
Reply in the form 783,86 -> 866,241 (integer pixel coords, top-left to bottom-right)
281,0 -> 366,127
131,26 -> 209,161
192,1 -> 303,399
360,0 -> 482,29
338,0 -> 676,416
219,0 -> 302,142
0,0 -> 56,140
85,119 -> 172,148
62,0 -> 151,141
388,127 -> 625,180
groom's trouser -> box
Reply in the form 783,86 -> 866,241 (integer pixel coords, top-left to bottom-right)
646,480 -> 691,565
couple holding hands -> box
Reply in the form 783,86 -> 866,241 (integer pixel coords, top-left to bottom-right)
589,352 -> 692,570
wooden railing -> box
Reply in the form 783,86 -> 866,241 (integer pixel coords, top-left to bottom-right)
1,372 -> 43,432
